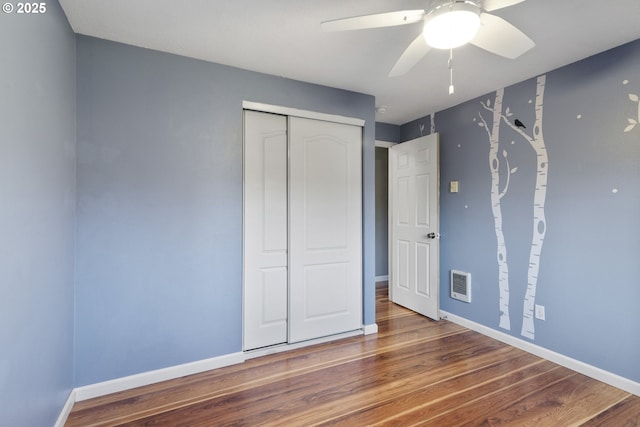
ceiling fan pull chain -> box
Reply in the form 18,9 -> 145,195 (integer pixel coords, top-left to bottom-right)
448,47 -> 455,94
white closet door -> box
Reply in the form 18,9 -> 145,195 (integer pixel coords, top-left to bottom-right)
243,111 -> 288,350
288,117 -> 362,343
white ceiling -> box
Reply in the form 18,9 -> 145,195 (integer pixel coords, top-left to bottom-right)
59,0 -> 640,125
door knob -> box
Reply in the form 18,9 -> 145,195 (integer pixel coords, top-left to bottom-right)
426,232 -> 436,239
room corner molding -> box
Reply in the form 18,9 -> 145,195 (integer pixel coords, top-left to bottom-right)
54,389 -> 76,427
73,352 -> 245,402
440,310 -> 640,397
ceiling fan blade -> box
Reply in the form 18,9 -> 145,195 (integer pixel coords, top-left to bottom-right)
471,13 -> 534,59
321,10 -> 425,32
388,34 -> 431,77
482,0 -> 525,12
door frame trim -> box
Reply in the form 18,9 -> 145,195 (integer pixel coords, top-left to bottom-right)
375,140 -> 396,286
243,101 -> 365,127
375,140 -> 397,148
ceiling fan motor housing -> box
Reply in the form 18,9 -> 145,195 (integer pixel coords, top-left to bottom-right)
423,0 -> 481,49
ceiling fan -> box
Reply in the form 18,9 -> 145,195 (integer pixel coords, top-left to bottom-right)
321,0 -> 534,78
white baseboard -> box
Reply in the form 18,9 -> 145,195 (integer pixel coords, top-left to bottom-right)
363,323 -> 378,335
375,275 -> 389,282
72,328 -> 369,404
74,352 -> 245,402
440,310 -> 640,397
54,389 -> 76,427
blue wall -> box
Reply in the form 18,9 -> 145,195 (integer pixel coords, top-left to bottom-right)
0,2 -> 76,425
75,36 -> 376,386
375,122 -> 401,143
400,115 -> 432,143
401,40 -> 640,382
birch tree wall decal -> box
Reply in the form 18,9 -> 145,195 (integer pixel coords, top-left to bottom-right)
495,75 -> 548,340
476,75 -> 548,339
478,88 -> 514,331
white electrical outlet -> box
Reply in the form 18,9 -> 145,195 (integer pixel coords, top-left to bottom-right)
535,304 -> 545,320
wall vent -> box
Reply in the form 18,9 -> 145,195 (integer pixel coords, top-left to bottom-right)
450,270 -> 471,303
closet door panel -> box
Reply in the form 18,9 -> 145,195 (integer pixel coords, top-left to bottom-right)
243,110 -> 288,350
288,117 -> 362,343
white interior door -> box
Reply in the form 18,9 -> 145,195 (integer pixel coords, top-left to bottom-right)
243,110 -> 288,350
288,116 -> 362,343
389,134 -> 440,320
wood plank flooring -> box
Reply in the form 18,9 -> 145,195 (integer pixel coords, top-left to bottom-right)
66,287 -> 640,426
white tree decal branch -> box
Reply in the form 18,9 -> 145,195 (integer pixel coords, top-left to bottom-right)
500,151 -> 517,200
625,92 -> 639,133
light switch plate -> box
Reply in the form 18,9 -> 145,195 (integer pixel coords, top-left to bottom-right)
450,180 -> 459,193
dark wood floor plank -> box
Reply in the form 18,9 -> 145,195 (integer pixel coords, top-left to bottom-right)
578,395 -> 640,427
353,361 -> 569,426
127,332 -> 517,426
65,287 -> 640,427
449,371 -> 630,427
67,317 -> 466,426
314,352 -> 543,426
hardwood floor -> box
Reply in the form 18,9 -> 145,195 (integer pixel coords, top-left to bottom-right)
66,287 -> 640,426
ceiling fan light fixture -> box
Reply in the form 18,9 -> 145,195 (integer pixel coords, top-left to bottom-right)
423,1 -> 481,49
